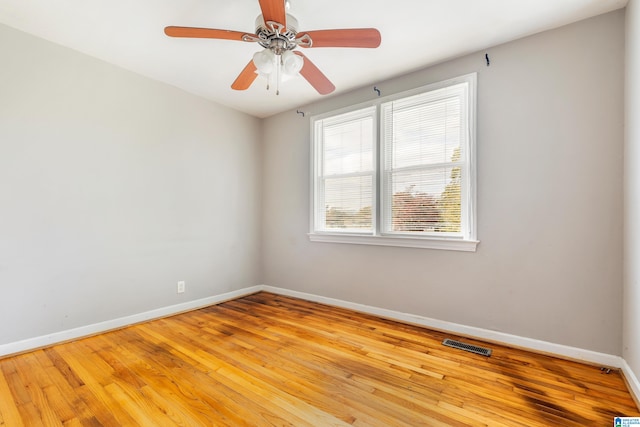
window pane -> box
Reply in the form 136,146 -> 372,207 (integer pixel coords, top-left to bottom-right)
323,175 -> 373,230
389,96 -> 461,169
387,165 -> 461,233
323,117 -> 374,175
382,82 -> 468,237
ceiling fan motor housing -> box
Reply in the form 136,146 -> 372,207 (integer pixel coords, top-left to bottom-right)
255,14 -> 300,52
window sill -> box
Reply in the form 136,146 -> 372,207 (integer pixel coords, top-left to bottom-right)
308,233 -> 479,252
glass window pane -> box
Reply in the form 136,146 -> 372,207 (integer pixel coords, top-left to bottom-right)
387,166 -> 461,233
323,117 -> 374,175
323,175 -> 373,230
390,97 -> 461,169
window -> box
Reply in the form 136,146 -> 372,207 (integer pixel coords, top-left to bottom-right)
312,106 -> 376,233
310,74 -> 478,251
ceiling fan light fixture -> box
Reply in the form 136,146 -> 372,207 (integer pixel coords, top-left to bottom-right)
253,49 -> 275,74
281,50 -> 303,76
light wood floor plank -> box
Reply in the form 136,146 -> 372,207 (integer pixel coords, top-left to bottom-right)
0,363 -> 23,427
0,291 -> 638,426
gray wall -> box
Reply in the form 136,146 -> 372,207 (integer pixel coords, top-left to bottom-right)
0,24 -> 262,344
625,0 -> 640,386
262,11 -> 625,355
0,9 -> 630,361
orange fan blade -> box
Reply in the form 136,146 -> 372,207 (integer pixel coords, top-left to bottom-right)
258,0 -> 286,26
298,28 -> 381,48
164,26 -> 249,41
231,60 -> 258,90
294,52 -> 335,95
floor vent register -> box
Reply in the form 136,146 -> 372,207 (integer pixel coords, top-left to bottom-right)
442,338 -> 492,357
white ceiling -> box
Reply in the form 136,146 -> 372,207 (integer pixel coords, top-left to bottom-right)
0,0 -> 628,118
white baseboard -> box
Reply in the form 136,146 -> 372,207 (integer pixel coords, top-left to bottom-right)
261,285 -> 624,369
0,283 -> 633,388
0,286 -> 262,358
3,283 -> 624,369
622,359 -> 640,408
2,283 -> 637,409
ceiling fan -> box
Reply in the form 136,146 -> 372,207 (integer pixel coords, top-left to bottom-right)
164,0 -> 381,95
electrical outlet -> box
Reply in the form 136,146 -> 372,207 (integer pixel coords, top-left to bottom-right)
177,281 -> 185,294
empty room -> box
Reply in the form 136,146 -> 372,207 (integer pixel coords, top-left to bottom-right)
2,0 -> 640,425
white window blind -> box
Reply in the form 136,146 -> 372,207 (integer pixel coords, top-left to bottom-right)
313,106 -> 376,233
381,82 -> 470,237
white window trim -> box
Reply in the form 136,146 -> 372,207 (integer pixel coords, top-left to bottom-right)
309,73 -> 479,252
308,232 -> 479,251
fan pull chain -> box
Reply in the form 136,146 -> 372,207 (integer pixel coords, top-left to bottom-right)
276,55 -> 282,95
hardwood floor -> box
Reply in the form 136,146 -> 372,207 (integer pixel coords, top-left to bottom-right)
0,292 -> 638,426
